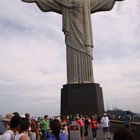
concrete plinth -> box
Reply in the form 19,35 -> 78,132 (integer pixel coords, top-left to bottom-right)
61,83 -> 104,116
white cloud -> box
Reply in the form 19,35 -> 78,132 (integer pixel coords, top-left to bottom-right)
92,0 -> 140,113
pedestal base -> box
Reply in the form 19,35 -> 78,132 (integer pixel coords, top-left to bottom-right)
61,83 -> 104,116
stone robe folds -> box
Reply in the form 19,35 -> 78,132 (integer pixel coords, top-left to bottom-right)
36,0 -> 116,84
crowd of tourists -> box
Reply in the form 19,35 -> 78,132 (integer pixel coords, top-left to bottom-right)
0,112 -> 135,140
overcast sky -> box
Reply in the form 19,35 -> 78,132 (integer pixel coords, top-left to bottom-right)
0,0 -> 140,117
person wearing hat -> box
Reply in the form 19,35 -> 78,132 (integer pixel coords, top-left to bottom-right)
100,113 -> 111,139
2,113 -> 15,131
0,113 -> 14,140
2,114 -> 20,140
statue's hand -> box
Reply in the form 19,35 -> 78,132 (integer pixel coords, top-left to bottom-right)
21,0 -> 35,3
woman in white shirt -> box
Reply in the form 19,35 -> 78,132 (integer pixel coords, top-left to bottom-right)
14,118 -> 30,140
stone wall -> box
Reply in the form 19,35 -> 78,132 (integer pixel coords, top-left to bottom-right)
110,120 -> 140,140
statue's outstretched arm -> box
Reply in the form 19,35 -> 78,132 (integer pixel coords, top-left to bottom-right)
21,0 -> 62,14
90,0 -> 125,13
54,0 -> 82,8
21,0 -> 36,3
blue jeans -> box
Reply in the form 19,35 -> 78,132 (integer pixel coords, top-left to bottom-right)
41,129 -> 50,140
91,128 -> 97,138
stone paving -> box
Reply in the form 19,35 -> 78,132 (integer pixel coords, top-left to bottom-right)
85,127 -> 113,140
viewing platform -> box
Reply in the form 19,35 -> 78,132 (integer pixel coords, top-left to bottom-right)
70,120 -> 140,140
85,127 -> 113,140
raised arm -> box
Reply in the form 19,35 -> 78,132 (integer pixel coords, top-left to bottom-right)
21,0 -> 62,14
90,0 -> 125,13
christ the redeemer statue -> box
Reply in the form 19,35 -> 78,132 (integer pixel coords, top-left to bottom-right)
21,0 -> 124,84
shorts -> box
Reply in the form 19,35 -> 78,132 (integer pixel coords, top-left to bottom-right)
103,127 -> 109,134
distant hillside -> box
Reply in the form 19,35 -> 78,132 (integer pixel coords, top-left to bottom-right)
106,109 -> 134,119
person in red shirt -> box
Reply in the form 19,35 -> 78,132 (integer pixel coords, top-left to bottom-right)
76,116 -> 85,140
90,116 -> 98,140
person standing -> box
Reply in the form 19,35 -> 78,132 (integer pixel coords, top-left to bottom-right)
40,115 -> 50,140
25,113 -> 36,140
48,119 -> 68,140
76,116 -> 85,140
2,113 -> 15,131
14,117 -> 30,140
84,116 -> 90,137
100,113 -> 110,139
2,115 -> 20,140
90,116 -> 98,140
123,111 -> 131,130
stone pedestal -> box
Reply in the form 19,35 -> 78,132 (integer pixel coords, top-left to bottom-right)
61,83 -> 104,116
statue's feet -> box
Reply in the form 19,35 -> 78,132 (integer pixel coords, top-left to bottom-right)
21,0 -> 35,3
